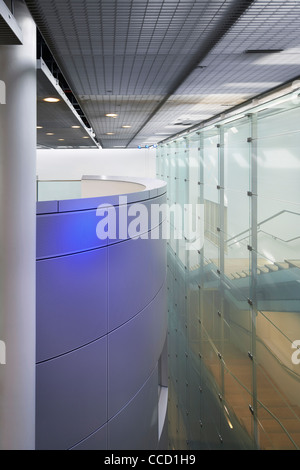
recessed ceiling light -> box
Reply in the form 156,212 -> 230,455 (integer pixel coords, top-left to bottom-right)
106,132 -> 115,135
43,97 -> 60,103
71,125 -> 81,129
37,126 -> 43,129
82,136 -> 89,139
105,113 -> 118,118
46,133 -> 54,135
122,125 -> 131,128
58,138 -> 65,141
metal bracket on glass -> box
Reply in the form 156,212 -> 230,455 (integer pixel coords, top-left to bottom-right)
247,245 -> 253,251
247,137 -> 253,143
249,404 -> 254,415
247,298 -> 253,306
248,351 -> 253,360
247,191 -> 253,196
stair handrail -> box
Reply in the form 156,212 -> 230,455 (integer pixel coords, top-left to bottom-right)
226,209 -> 300,245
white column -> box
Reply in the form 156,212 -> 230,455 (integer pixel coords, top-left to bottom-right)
0,1 -> 36,450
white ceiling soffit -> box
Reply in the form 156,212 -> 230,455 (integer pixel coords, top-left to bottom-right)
25,0 -> 300,148
0,0 -> 22,45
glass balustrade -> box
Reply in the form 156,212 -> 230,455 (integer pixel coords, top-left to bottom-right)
159,87 -> 300,450
36,180 -> 82,201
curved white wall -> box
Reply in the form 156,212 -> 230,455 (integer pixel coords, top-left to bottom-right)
35,177 -> 168,450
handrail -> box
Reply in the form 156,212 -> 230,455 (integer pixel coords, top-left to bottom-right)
227,230 -> 300,248
226,209 -> 300,246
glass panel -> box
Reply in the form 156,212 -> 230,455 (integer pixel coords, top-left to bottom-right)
162,87 -> 300,451
224,193 -> 251,299
185,356 -> 202,449
187,132 -> 200,207
201,328 -> 222,393
222,366 -> 255,445
202,129 -> 220,271
257,404 -> 298,450
222,291 -> 253,392
37,180 -> 81,201
256,310 -> 300,450
169,142 -> 177,206
224,118 -> 251,192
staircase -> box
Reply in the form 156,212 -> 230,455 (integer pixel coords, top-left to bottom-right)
225,258 -> 300,281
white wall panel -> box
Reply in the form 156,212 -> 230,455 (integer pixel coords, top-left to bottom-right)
37,148 -> 156,180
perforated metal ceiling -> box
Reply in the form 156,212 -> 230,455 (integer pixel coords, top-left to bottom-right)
25,0 -> 300,148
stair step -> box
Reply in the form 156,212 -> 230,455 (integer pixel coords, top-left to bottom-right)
258,266 -> 269,274
285,259 -> 300,269
275,262 -> 290,270
265,263 -> 279,272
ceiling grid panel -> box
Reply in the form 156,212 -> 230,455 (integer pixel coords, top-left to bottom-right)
25,0 -> 300,148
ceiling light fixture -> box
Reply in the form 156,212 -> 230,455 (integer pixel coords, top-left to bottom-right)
82,136 -> 89,139
106,132 -> 115,135
72,125 -> 81,129
46,132 -> 54,135
43,97 -> 60,103
105,113 -> 118,118
122,125 -> 131,128
37,126 -> 43,129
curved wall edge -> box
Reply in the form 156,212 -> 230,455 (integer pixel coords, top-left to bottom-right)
35,177 -> 168,450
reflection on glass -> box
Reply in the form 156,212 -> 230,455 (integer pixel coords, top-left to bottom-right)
161,88 -> 300,450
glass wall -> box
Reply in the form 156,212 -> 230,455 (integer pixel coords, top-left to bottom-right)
157,88 -> 300,450
36,180 -> 81,201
